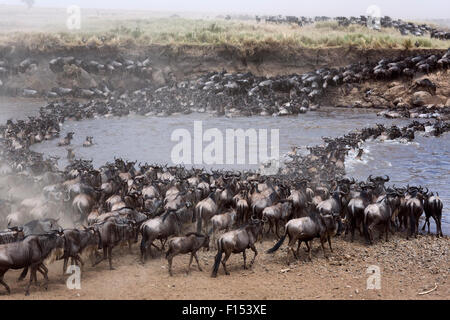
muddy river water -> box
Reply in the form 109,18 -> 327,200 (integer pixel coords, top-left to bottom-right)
1,97 -> 448,233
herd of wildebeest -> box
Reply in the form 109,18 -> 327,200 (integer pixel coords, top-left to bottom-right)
255,15 -> 450,39
1,49 -> 450,121
0,101 -> 447,294
0,16 -> 449,296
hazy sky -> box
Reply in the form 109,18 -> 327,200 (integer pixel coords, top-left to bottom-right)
1,0 -> 450,20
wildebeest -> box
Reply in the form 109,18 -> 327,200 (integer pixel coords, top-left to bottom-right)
211,217 -> 264,277
57,132 -> 74,146
140,202 -> 193,262
267,210 -> 338,264
209,209 -> 236,247
61,227 -> 99,274
0,232 -> 65,295
262,201 -> 293,238
194,192 -> 218,233
404,186 -> 426,239
422,192 -> 444,237
83,136 -> 94,147
92,217 -> 136,270
363,191 -> 400,244
345,183 -> 373,241
165,232 -> 209,276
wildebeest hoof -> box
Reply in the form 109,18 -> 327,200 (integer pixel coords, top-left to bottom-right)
109,267 -> 116,270
25,291 -> 30,296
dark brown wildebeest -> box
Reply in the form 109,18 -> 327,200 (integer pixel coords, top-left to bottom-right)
422,192 -> 444,237
267,210 -> 338,264
12,218 -> 63,282
165,233 -> 209,276
404,186 -> 426,239
60,227 -> 99,274
0,231 -> 65,295
363,191 -> 401,244
92,217 -> 136,270
211,217 -> 264,277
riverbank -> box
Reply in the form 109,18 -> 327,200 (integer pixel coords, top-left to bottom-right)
1,234 -> 448,300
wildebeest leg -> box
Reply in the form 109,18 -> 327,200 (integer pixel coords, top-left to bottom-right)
242,251 -> 247,269
433,215 -> 443,237
421,217 -> 428,232
306,241 -> 312,261
327,234 -> 333,252
350,216 -> 356,242
367,224 -> 374,245
167,254 -> 174,276
275,222 -> 280,239
93,247 -> 107,266
187,254 -> 194,274
0,270 -> 10,294
75,255 -> 84,271
267,220 -> 273,235
63,257 -> 69,274
25,266 -> 37,296
36,265 -> 49,290
221,251 -> 231,275
108,246 -> 114,270
160,239 -> 167,251
18,267 -> 28,282
296,240 -> 302,257
320,237 -> 328,259
193,252 -> 202,271
385,222 -> 389,242
249,244 -> 258,266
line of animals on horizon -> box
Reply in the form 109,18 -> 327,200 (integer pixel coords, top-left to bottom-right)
1,50 -> 449,121
254,15 -> 450,39
0,100 -> 447,294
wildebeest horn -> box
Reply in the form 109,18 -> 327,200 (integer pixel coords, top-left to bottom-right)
368,174 -> 374,182
383,175 -> 390,182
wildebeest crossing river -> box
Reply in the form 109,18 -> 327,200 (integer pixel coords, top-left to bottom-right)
20,105 -> 449,234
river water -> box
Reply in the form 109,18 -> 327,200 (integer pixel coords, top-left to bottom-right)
0,98 -> 448,233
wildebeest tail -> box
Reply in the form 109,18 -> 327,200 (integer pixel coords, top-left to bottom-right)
211,238 -> 223,277
266,234 -> 286,253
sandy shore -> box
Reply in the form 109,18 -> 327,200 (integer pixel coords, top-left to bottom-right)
1,232 -> 448,300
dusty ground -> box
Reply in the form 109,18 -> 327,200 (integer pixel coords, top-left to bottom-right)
1,232 -> 448,300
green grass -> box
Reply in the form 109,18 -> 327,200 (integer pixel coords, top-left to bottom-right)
0,17 -> 448,52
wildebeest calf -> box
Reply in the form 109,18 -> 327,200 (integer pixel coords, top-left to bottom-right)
165,233 -> 209,276
61,227 -> 99,274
